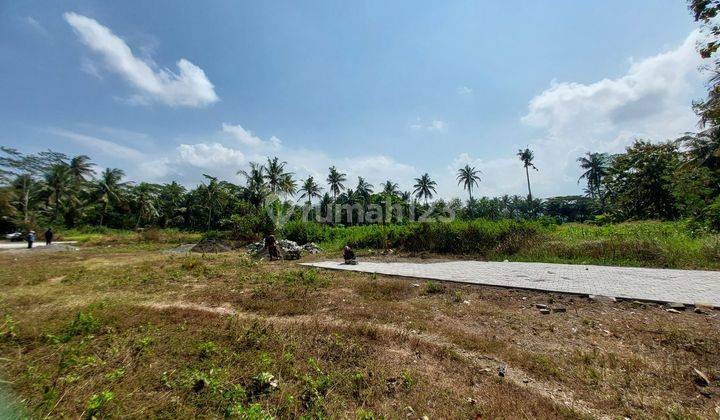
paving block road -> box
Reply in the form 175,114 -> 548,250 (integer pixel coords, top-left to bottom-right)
302,260 -> 720,307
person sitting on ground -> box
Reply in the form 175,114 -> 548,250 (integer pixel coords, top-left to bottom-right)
265,234 -> 281,260
44,227 -> 53,246
26,231 -> 35,249
343,245 -> 357,265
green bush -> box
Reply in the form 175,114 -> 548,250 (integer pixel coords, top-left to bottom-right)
229,210 -> 274,241
282,219 -> 545,255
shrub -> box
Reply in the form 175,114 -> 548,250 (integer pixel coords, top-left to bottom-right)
422,281 -> 444,295
229,211 -> 274,241
283,219 -> 546,255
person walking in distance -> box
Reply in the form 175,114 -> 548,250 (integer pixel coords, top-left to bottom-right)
45,227 -> 53,246
26,231 -> 36,249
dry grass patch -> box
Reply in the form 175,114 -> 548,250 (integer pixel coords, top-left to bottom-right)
1,245 -> 719,418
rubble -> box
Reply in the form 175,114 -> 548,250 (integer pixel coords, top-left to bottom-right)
247,238 -> 323,260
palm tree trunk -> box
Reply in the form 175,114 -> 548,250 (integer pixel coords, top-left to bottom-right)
207,207 -> 212,230
525,166 -> 532,201
22,178 -> 30,222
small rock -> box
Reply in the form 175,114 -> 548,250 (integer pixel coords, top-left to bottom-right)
552,307 -> 567,313
466,397 -> 476,405
631,300 -> 647,309
462,300 -> 470,305
411,283 -> 420,288
523,378 -> 530,384
694,368 -> 711,387
498,365 -> 506,377
667,302 -> 686,311
503,259 -> 509,263
666,308 -> 682,314
535,304 -> 548,309
539,308 -> 551,315
694,307 -> 707,315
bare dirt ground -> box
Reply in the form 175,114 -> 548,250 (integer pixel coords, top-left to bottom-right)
0,244 -> 719,418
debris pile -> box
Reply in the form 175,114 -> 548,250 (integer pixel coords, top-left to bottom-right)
247,239 -> 323,260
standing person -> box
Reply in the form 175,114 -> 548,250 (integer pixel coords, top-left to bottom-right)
26,231 -> 35,249
265,234 -> 281,260
44,227 -> 53,246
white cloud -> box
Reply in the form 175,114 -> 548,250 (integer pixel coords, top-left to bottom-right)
177,143 -> 246,168
22,16 -> 50,38
457,86 -> 473,96
522,30 -> 702,144
507,30 -> 703,198
430,31 -> 706,200
137,157 -> 173,180
64,12 -> 218,107
409,118 -> 447,132
221,123 -> 281,149
48,127 -> 144,159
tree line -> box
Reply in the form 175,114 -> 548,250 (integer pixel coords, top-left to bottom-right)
0,129 -> 718,233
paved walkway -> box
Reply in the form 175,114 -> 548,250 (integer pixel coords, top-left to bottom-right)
302,260 -> 720,307
0,241 -> 77,251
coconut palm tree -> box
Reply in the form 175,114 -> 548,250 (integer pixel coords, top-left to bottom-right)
326,166 -> 347,201
278,173 -> 297,198
94,168 -> 128,227
413,173 -> 437,205
456,165 -> 481,201
238,162 -> 267,206
199,175 -> 227,230
355,177 -> 374,203
381,180 -> 400,197
69,155 -> 94,184
681,127 -> 720,170
517,148 -> 538,200
577,152 -> 609,200
157,181 -> 187,227
134,182 -> 160,228
264,157 -> 291,196
44,164 -> 73,221
298,176 -> 322,206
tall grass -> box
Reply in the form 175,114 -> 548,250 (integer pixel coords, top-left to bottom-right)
282,219 -> 545,255
282,220 -> 720,269
512,221 -> 720,269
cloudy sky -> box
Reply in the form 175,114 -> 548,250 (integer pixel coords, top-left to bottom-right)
0,1 -> 706,199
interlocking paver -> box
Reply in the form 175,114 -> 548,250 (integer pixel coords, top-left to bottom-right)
302,260 -> 720,307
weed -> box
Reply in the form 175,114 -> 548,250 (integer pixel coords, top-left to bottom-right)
226,403 -> 274,419
422,281 -> 444,295
1,314 -> 17,339
104,368 -> 125,381
198,341 -> 219,359
401,370 -> 416,389
356,408 -> 379,420
452,290 -> 464,303
86,390 -> 114,418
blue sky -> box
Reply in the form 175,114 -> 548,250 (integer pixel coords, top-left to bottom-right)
0,0 -> 705,199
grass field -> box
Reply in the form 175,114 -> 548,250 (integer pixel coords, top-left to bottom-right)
1,237 -> 719,418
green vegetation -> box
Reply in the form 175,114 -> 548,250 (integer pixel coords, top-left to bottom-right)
282,219 -> 720,269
